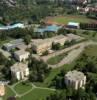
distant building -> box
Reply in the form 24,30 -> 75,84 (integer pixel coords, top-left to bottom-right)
77,6 -> 89,14
66,0 -> 88,5
11,63 -> 29,80
32,35 -> 68,55
0,23 -> 25,30
3,39 -> 24,51
0,83 -> 5,96
14,50 -> 30,62
34,25 -> 62,35
65,70 -> 86,90
67,22 -> 80,29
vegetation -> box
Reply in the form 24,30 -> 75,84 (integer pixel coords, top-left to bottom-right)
3,86 -> 15,100
0,52 -> 15,81
46,88 -> 96,100
45,15 -> 97,24
28,57 -> 51,82
14,81 -> 32,94
47,52 -> 68,65
17,88 -> 54,100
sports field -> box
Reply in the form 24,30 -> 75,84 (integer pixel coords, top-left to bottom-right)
45,15 -> 97,25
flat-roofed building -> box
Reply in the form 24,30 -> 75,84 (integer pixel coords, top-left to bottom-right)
65,70 -> 86,90
3,39 -> 24,51
32,35 -> 68,55
14,50 -> 30,62
67,22 -> 80,29
0,83 -> 5,96
66,33 -> 84,42
53,35 -> 68,45
11,63 -> 29,80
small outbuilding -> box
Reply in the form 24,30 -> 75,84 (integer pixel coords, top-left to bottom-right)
67,22 -> 80,29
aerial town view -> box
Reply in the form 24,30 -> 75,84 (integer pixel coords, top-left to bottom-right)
0,0 -> 97,100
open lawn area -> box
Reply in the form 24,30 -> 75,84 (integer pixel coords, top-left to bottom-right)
17,88 -> 54,100
47,52 -> 68,65
14,82 -> 32,95
45,15 -> 97,24
75,29 -> 97,41
3,86 -> 15,100
84,45 -> 97,57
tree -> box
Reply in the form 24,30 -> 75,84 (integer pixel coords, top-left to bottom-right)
0,52 -> 8,65
52,43 -> 61,50
24,34 -> 32,45
28,57 -> 51,82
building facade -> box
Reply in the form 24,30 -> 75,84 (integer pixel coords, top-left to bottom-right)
11,63 -> 29,80
65,70 -> 86,90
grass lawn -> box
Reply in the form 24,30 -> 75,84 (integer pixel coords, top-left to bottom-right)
34,62 -> 76,88
75,29 -> 97,41
3,86 -> 15,100
47,52 -> 68,65
84,45 -> 97,57
46,15 -> 97,24
14,82 -> 32,95
17,88 -> 54,100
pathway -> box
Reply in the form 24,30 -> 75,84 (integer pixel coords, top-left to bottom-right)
47,41 -> 97,68
7,81 -> 56,98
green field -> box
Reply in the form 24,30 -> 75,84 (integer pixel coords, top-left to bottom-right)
47,52 -> 68,65
3,86 -> 15,100
84,45 -> 97,57
14,82 -> 32,95
17,88 -> 54,100
46,15 -> 97,24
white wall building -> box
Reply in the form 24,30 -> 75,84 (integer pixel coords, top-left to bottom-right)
14,50 -> 30,62
65,70 -> 86,90
11,63 -> 29,80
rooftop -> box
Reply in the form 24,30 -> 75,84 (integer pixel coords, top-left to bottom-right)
0,23 -> 25,30
14,50 -> 29,56
34,25 -> 62,33
3,39 -> 24,47
66,33 -> 84,41
31,35 -> 67,46
65,70 -> 86,81
68,22 -> 79,26
11,63 -> 28,72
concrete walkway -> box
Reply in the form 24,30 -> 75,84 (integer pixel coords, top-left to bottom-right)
7,81 -> 56,98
